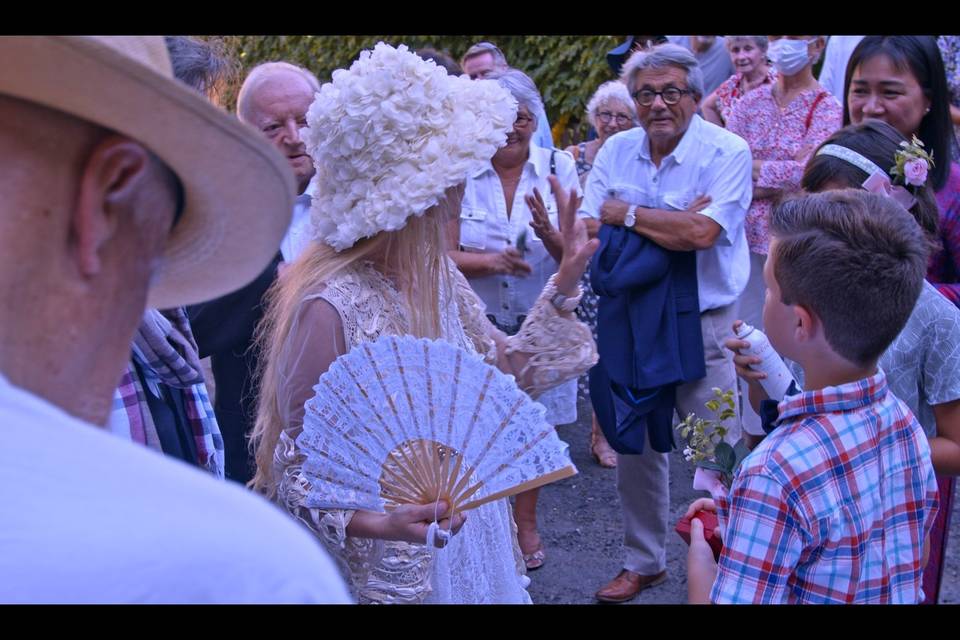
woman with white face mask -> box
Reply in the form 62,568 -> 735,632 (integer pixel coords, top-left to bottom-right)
724,36 -> 842,438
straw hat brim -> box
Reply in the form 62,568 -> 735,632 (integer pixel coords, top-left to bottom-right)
0,36 -> 294,309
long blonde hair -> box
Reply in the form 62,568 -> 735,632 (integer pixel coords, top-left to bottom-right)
248,195 -> 458,496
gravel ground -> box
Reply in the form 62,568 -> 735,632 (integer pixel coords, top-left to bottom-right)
524,399 -> 960,605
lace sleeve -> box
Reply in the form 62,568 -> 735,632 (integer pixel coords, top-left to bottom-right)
272,294 -> 385,592
453,266 -> 597,396
502,274 -> 598,396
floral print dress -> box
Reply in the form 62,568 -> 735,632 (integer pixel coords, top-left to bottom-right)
726,84 -> 843,254
712,68 -> 777,126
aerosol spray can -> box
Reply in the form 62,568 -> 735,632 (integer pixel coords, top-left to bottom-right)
734,322 -> 797,401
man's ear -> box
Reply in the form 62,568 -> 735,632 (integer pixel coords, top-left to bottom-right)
71,136 -> 150,277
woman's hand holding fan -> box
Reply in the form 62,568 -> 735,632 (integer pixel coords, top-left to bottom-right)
296,335 -> 578,548
347,500 -> 466,548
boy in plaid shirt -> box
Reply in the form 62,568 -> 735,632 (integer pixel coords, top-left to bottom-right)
687,190 -> 940,603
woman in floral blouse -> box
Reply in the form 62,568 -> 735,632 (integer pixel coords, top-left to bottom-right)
702,36 -> 776,127
725,35 -> 842,436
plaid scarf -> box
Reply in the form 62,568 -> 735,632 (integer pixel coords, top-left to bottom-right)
109,308 -> 224,478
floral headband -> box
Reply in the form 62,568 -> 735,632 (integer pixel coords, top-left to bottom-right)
815,136 -> 934,211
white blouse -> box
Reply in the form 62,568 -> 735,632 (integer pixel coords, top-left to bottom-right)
459,143 -> 582,425
460,143 -> 582,326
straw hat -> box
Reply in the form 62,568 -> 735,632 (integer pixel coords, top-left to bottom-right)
303,42 -> 517,251
0,36 -> 295,308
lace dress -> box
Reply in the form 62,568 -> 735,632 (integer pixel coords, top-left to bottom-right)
270,259 -> 596,604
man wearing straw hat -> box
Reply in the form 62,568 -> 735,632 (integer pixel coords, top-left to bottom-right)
0,36 -> 349,603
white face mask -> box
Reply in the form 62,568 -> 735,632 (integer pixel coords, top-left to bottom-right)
768,38 -> 814,76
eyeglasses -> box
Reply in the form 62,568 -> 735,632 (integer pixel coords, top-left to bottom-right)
632,87 -> 693,106
597,111 -> 634,126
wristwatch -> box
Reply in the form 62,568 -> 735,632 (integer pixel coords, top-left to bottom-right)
624,205 -> 638,229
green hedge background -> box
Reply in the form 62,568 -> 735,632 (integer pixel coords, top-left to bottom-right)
219,36 -> 622,146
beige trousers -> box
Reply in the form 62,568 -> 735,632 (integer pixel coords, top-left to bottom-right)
615,302 -> 741,575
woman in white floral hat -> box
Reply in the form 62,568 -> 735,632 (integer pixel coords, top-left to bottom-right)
248,43 -> 599,604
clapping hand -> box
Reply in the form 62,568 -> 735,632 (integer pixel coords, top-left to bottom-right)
548,175 -> 600,297
525,187 -> 564,262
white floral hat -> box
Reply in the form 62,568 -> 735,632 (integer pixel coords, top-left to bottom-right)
302,42 -> 518,251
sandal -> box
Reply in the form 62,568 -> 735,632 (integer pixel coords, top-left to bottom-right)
590,424 -> 618,469
523,544 -> 546,571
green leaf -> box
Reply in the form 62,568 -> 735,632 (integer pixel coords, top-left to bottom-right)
705,400 -> 720,412
714,442 -> 736,472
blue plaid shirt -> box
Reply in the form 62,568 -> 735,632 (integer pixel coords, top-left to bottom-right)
713,370 -> 939,603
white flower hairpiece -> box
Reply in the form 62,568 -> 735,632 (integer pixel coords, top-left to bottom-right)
302,42 -> 518,251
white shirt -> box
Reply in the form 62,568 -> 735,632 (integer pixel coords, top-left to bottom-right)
579,115 -> 753,311
460,143 -> 582,425
460,143 -> 582,325
0,373 -> 351,604
280,179 -> 316,263
818,36 -> 865,104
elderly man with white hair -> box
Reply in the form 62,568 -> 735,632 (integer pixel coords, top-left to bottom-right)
0,36 -> 348,603
579,43 -> 752,603
187,60 -> 320,484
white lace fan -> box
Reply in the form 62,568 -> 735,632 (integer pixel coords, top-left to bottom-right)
296,335 -> 577,514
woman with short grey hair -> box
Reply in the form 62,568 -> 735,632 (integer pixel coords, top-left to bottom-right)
487,68 -> 545,126
568,81 -> 637,188
450,67 -> 581,571
563,80 -> 638,469
702,36 -> 776,126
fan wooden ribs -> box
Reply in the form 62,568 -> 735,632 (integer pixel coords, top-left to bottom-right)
378,437 -> 576,514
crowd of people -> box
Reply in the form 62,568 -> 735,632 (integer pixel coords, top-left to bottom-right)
1,34 -> 958,605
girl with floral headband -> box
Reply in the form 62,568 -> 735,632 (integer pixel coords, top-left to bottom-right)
730,120 -> 960,605
248,43 -> 599,604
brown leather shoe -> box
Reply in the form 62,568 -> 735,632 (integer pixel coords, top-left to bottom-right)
595,569 -> 667,603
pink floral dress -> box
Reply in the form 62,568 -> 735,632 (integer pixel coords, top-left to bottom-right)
726,84 -> 843,254
713,68 -> 777,125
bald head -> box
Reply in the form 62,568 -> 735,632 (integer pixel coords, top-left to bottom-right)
237,62 -> 319,121
236,62 -> 318,194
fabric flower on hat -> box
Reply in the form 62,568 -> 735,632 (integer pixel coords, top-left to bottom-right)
302,42 -> 518,251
